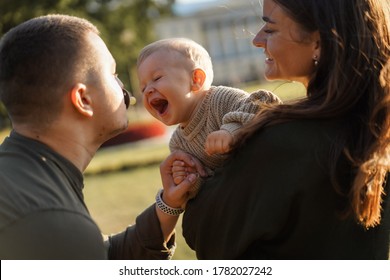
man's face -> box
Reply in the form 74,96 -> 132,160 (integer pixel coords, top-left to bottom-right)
84,32 -> 129,142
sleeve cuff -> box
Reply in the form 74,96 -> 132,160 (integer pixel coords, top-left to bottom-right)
136,204 -> 176,256
108,204 -> 176,259
221,122 -> 242,135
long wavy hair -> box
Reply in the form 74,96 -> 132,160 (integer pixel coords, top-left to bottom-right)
234,0 -> 390,228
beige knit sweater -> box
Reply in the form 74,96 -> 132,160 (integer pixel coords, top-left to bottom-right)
169,85 -> 281,195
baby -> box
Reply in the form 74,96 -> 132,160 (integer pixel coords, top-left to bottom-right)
137,38 -> 281,198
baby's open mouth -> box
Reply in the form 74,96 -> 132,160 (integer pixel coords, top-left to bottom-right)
150,98 -> 168,115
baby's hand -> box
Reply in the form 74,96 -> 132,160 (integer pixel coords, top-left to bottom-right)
172,159 -> 202,185
172,160 -> 187,185
205,130 -> 233,155
160,151 -> 206,210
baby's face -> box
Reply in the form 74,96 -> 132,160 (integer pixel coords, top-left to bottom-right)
137,50 -> 199,126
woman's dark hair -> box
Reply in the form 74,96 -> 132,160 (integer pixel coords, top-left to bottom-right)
235,0 -> 390,228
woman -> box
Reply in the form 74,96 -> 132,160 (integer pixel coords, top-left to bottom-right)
162,0 -> 390,259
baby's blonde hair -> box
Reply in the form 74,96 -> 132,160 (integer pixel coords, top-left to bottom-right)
137,38 -> 214,88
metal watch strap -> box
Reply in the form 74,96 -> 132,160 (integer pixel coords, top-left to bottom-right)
155,189 -> 184,216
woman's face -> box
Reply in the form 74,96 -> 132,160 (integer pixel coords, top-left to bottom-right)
253,0 -> 320,87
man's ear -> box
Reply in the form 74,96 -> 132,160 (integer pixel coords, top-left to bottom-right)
70,83 -> 93,117
191,68 -> 206,91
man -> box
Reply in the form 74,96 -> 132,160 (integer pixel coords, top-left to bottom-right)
0,14 -> 203,259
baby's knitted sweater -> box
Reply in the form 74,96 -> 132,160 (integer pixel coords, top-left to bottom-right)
169,85 -> 280,193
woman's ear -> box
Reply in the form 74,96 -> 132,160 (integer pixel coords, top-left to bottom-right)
191,68 -> 206,91
70,83 -> 93,117
312,31 -> 321,60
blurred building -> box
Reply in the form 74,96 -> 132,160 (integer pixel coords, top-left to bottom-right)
153,0 -> 265,86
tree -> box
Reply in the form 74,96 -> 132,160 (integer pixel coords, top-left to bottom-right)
0,0 -> 175,129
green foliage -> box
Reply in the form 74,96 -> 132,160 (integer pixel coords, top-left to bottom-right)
0,0 -> 176,128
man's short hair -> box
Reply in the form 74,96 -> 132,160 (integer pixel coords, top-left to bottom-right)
0,14 -> 99,126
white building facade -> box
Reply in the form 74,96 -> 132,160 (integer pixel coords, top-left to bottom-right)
153,0 -> 266,86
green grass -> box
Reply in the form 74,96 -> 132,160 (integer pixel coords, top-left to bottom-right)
84,141 -> 197,260
242,80 -> 306,101
85,137 -> 170,176
0,127 -> 9,143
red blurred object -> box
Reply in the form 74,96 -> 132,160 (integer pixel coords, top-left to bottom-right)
101,121 -> 166,148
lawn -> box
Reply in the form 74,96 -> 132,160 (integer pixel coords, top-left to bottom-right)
244,80 -> 305,101
84,140 -> 197,260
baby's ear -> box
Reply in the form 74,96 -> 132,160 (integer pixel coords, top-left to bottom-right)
191,68 -> 206,91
